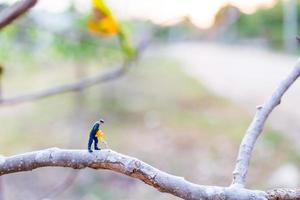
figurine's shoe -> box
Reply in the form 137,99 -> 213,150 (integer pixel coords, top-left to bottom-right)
95,147 -> 101,150
88,149 -> 93,153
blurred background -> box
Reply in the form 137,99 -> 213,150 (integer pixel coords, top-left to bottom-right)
0,0 -> 300,199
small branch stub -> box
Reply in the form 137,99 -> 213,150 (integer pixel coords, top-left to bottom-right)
232,59 -> 300,187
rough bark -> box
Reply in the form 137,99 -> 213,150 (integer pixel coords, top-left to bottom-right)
0,148 -> 299,200
267,189 -> 300,200
0,148 -> 265,200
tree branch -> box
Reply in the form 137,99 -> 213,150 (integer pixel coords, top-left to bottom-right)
0,0 -> 37,30
0,64 -> 127,105
0,148 -> 299,200
267,189 -> 300,200
0,148 -> 265,200
0,37 -> 149,106
232,59 -> 300,187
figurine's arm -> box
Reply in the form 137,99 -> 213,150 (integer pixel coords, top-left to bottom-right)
97,130 -> 109,148
92,123 -> 100,133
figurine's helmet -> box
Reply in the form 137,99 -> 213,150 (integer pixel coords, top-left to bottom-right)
99,119 -> 104,123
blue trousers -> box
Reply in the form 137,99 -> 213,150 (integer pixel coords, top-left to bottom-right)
88,136 -> 99,151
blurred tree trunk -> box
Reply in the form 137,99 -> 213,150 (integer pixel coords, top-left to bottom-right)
283,0 -> 298,52
0,65 -> 3,100
70,61 -> 87,148
74,62 -> 86,117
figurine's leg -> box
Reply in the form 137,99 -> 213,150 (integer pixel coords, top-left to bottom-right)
88,136 -> 94,153
94,137 -> 101,150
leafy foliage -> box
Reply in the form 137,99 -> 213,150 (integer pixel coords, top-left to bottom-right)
235,0 -> 300,48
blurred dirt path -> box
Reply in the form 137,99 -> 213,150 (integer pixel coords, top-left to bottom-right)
154,42 -> 300,146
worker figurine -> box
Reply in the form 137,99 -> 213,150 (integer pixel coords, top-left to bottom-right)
88,119 -> 108,153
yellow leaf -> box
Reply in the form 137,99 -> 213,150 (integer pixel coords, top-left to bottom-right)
88,0 -> 118,36
92,0 -> 111,15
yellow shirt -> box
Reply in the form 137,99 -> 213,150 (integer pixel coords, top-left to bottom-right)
96,129 -> 104,142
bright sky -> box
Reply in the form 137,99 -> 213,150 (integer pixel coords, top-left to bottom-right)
1,0 -> 276,29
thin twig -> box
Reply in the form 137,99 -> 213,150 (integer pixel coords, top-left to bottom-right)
232,59 -> 300,187
0,64 -> 127,105
0,38 -> 149,106
0,0 -> 37,29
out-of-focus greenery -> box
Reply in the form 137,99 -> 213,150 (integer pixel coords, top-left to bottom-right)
153,23 -> 199,42
0,9 -> 124,66
50,18 -> 122,62
235,0 -> 300,48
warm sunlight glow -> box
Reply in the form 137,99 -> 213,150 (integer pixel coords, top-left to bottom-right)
108,0 -> 277,28
0,0 -> 277,28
